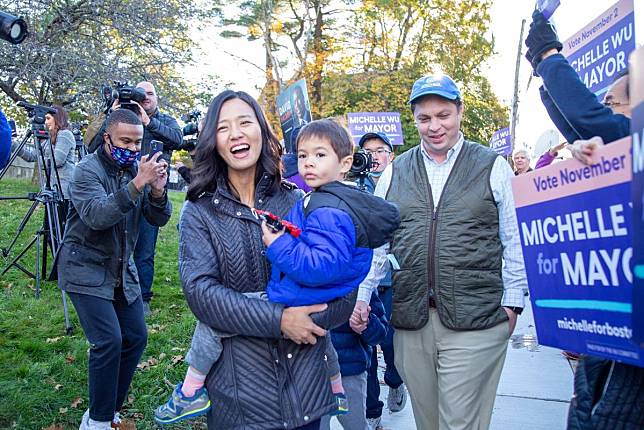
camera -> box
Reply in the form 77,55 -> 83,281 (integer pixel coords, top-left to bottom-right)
181,110 -> 201,137
349,149 -> 373,178
100,81 -> 146,113
17,101 -> 56,138
0,11 -> 28,44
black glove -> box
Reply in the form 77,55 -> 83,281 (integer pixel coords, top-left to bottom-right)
525,10 -> 563,70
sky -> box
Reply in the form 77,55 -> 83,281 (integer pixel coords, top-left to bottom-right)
187,0 -> 643,157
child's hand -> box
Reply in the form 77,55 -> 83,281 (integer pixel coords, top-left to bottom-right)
261,220 -> 285,246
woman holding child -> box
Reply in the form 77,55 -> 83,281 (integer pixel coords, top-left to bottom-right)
177,90 -> 357,429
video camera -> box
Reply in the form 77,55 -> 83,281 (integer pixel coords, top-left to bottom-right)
100,81 -> 146,113
0,11 -> 28,44
181,110 -> 201,137
17,101 -> 56,138
349,149 -> 374,178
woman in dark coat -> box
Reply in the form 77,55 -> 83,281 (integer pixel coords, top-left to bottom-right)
179,90 -> 355,429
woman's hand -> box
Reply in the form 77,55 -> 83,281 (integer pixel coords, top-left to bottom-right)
280,304 -> 327,344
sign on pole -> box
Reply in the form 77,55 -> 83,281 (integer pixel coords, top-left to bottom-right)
276,79 -> 312,152
561,0 -> 635,99
489,127 -> 512,156
513,139 -> 643,366
346,112 -> 404,146
630,46 -> 644,347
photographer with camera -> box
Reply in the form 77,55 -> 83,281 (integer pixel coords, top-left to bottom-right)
0,108 -> 10,169
350,132 -> 407,429
58,108 -> 171,430
89,81 -> 182,314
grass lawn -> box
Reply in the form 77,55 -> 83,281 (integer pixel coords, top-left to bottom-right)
0,178 -> 206,429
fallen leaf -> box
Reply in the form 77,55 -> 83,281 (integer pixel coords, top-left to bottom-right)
171,355 -> 184,365
70,397 -> 83,408
136,357 -> 159,371
54,384 -> 63,391
46,337 -> 62,343
58,407 -> 68,414
159,352 -> 167,360
65,354 -> 75,364
171,347 -> 182,352
127,395 -> 135,404
165,277 -> 171,282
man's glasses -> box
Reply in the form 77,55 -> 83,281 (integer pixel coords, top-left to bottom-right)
602,100 -> 625,109
364,148 -> 392,156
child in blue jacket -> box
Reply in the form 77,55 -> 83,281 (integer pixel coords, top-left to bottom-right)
320,291 -> 387,430
155,119 -> 400,425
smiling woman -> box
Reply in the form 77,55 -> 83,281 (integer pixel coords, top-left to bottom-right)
178,90 -> 355,429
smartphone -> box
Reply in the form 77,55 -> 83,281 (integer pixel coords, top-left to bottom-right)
147,140 -> 163,158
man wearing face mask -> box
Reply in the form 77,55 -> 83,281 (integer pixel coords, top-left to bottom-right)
57,108 -> 172,430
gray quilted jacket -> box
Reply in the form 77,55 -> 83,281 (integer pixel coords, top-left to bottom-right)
179,174 -> 357,429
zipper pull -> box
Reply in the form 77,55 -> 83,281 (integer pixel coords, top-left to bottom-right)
432,210 -> 437,221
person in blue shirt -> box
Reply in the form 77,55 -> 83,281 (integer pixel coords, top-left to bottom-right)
0,109 -> 12,170
155,118 -> 400,426
320,291 -> 388,430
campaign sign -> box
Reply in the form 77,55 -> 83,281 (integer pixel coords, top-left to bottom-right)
631,47 -> 644,346
537,0 -> 560,20
513,138 -> 644,366
276,79 -> 312,152
347,112 -> 403,146
489,127 -> 512,156
561,0 -> 635,99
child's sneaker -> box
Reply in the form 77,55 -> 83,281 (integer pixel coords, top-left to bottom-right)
331,393 -> 349,416
154,383 -> 211,425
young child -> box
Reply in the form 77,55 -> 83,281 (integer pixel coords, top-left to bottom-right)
320,291 -> 388,430
154,118 -> 400,425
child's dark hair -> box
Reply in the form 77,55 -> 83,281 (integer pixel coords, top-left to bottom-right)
296,119 -> 353,159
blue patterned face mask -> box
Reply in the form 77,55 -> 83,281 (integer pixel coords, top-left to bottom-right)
107,136 -> 139,168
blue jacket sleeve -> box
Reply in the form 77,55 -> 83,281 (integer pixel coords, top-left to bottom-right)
539,86 -> 580,144
360,293 -> 388,346
537,54 -> 630,143
265,207 -> 357,287
0,109 -> 11,169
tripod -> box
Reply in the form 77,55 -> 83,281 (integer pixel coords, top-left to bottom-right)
0,102 -> 73,334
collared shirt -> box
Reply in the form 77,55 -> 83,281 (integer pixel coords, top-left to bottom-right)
358,133 -> 527,309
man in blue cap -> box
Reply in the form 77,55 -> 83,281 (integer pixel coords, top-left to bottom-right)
354,74 -> 527,429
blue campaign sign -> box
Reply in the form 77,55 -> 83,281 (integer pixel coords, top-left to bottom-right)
488,127 -> 512,156
631,47 -> 644,346
537,0 -> 560,20
513,139 -> 644,366
562,0 -> 635,99
347,112 -> 404,146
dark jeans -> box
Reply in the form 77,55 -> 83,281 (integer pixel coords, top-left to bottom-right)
68,289 -> 147,421
134,216 -> 159,302
366,285 -> 403,419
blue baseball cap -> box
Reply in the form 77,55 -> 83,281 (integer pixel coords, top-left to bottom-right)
409,74 -> 461,104
358,132 -> 393,151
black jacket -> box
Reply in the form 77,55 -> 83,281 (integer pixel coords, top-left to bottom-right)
179,175 -> 357,429
88,108 -> 183,163
57,147 -> 172,304
567,356 -> 644,429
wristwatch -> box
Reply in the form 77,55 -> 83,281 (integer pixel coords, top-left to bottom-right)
507,306 -> 523,315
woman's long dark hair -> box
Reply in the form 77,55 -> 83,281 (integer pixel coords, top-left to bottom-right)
187,90 -> 283,202
49,104 -> 69,145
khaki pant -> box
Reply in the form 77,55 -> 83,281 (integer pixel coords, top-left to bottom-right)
394,309 -> 510,430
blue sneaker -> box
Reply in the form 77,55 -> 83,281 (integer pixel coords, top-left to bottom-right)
154,383 -> 211,425
331,393 -> 349,416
